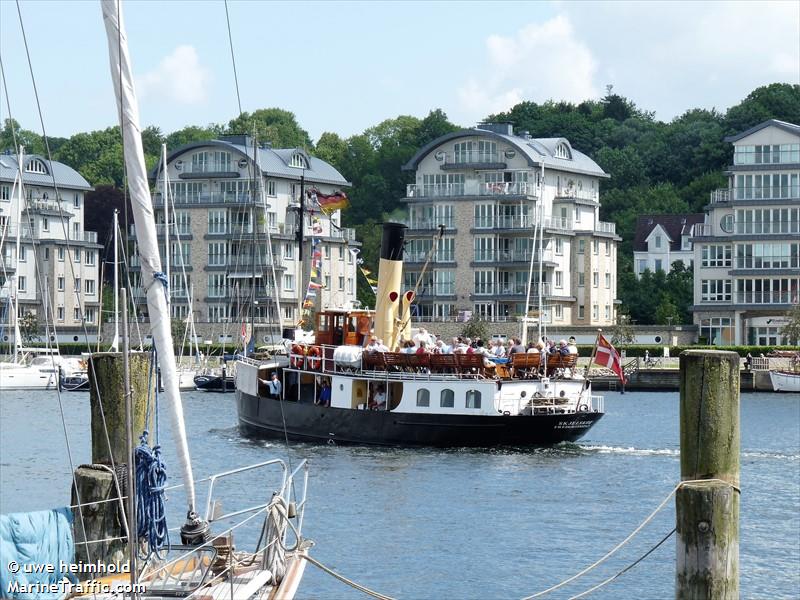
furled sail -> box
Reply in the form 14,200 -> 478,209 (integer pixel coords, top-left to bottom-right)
100,0 -> 196,512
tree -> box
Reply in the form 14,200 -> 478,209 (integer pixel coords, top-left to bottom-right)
461,315 -> 489,342
225,108 -> 312,149
0,118 -> 45,155
19,312 -> 40,343
165,124 -> 223,149
611,313 -> 636,347
780,303 -> 800,345
724,83 -> 800,134
654,298 -> 681,326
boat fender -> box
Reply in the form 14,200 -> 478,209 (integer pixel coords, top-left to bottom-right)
327,438 -> 336,446
307,346 -> 322,370
578,404 -> 589,412
533,391 -> 543,399
503,410 -> 511,416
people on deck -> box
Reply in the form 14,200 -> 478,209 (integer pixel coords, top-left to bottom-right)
372,385 -> 387,410
318,379 -> 331,407
509,338 -> 526,355
267,372 -> 282,400
558,340 -> 571,356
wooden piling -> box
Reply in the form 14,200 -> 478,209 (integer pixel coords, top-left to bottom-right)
676,350 -> 740,599
72,350 -> 153,565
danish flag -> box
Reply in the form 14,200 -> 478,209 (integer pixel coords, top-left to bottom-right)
593,334 -> 626,384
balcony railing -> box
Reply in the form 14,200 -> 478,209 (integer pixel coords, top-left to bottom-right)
473,249 -> 554,263
733,186 -> 800,201
179,160 -> 237,174
481,182 -> 538,196
444,150 -> 501,165
153,192 -> 257,206
207,256 -> 284,269
478,283 -> 552,297
692,223 -> 712,237
406,181 -> 538,199
594,221 -> 616,235
735,291 -> 797,305
735,221 -> 800,235
555,188 -> 598,201
402,218 -> 455,230
710,189 -> 731,204
735,256 -> 800,270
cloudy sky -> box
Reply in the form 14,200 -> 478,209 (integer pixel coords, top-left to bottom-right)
1,1 -> 798,143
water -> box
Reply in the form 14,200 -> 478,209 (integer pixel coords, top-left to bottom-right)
1,390 -> 798,599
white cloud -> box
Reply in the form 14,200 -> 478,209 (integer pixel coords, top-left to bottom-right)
455,15 -> 599,123
137,45 -> 211,105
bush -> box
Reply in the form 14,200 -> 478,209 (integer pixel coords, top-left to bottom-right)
575,344 -> 799,358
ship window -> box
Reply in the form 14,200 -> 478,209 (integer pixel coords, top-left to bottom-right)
440,389 -> 454,408
466,389 -> 482,409
416,389 -> 430,407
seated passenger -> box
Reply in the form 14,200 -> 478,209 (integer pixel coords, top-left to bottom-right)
558,340 -> 571,356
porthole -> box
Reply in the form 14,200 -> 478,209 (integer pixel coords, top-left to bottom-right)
654,335 -> 663,344
238,158 -> 248,169
73,336 -> 79,342
174,160 -> 183,171
434,150 -> 446,162
720,214 -> 733,234
504,149 -> 516,159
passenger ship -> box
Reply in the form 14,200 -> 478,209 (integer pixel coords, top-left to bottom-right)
235,223 -> 604,447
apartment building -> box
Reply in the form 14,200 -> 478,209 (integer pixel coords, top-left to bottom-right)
633,213 -> 704,277
0,152 -> 101,344
691,119 -> 799,345
400,123 -> 620,327
136,136 -> 359,330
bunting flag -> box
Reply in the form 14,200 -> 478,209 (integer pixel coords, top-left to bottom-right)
303,299 -> 314,309
593,334 -> 626,384
309,281 -> 324,289
307,189 -> 349,214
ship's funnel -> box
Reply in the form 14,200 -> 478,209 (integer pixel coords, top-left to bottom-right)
374,222 -> 406,350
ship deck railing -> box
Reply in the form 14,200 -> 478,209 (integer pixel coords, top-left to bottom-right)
269,345 -> 585,384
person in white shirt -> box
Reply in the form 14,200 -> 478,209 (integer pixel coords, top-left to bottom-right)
492,340 -> 506,358
372,386 -> 387,410
267,372 -> 282,400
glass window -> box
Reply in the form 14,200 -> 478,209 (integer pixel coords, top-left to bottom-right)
416,389 -> 430,407
578,272 -> 585,287
440,389 -> 454,408
466,389 -> 482,409
578,239 -> 585,254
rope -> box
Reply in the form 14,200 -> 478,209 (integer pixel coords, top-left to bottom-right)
568,528 -> 676,599
153,271 -> 169,301
135,430 -> 169,560
522,478 -> 739,599
300,554 -> 397,600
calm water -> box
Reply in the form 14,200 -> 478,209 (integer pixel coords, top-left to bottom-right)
1,389 -> 798,599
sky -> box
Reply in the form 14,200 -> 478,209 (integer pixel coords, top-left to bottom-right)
1,1 -> 798,144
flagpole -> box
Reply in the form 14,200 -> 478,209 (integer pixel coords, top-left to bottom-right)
583,328 -> 602,391
296,168 -> 305,326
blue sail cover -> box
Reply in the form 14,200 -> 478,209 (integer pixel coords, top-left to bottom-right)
0,508 -> 77,599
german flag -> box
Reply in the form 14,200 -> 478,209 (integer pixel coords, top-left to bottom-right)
308,189 -> 349,214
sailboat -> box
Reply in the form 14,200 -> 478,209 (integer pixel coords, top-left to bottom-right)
72,1 -> 311,596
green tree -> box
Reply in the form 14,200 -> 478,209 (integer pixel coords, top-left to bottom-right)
165,124 -> 223,149
0,118 -> 45,155
610,313 -> 636,347
226,108 -> 312,149
461,315 -> 489,342
780,303 -> 800,345
654,298 -> 681,326
19,312 -> 40,343
724,83 -> 800,134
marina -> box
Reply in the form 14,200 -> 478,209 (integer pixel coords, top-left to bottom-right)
1,388 -> 797,598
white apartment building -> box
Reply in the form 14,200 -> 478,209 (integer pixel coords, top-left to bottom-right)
633,214 -> 704,277
691,119 -> 799,346
401,123 -> 620,327
0,152 -> 101,344
137,136 -> 359,331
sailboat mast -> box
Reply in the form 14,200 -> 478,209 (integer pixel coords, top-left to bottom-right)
112,209 -> 119,352
12,147 -> 25,362
296,171 -> 305,327
101,0 -> 196,513
537,162 -> 545,342
163,144 -> 170,307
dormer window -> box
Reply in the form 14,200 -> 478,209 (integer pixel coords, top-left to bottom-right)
26,159 -> 47,174
290,153 -> 307,168
555,143 -> 571,160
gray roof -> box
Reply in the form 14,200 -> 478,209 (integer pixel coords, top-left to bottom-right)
158,139 -> 350,187
402,128 -> 609,178
724,119 -> 800,143
0,153 -> 93,190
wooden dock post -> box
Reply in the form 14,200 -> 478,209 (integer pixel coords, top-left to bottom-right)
72,350 -> 153,564
676,350 -> 740,599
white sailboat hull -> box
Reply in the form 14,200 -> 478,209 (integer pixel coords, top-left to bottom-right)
769,370 -> 800,392
0,364 -> 58,390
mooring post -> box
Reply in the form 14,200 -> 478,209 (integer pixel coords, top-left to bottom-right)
71,346 -> 153,565
676,350 -> 740,599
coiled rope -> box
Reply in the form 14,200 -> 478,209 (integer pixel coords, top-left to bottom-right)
135,430 -> 169,559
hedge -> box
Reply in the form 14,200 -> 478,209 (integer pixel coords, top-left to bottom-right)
575,344 -> 800,358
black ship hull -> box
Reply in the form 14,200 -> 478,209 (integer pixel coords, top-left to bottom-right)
194,375 -> 236,392
236,389 -> 603,447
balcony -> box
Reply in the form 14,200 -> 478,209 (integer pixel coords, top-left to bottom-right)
735,222 -> 800,235
401,218 -> 455,231
177,160 -> 239,177
555,188 -> 599,202
472,249 -> 554,264
710,189 -> 731,204
594,221 -> 616,235
441,150 -> 506,170
692,223 -> 712,237
206,256 -> 285,269
153,192 -> 257,206
405,181 -> 538,199
732,186 -> 800,201
473,283 -> 552,298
